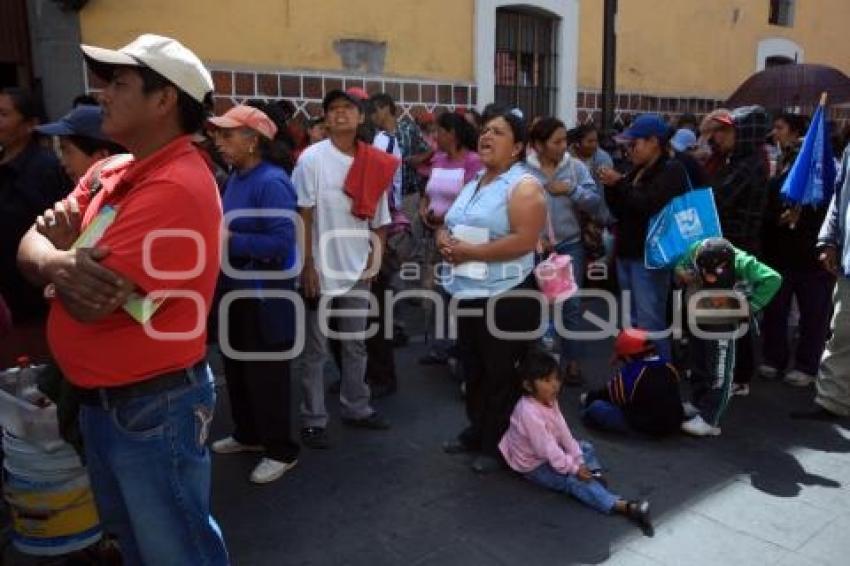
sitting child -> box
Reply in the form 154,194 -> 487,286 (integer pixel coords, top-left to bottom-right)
499,348 -> 654,536
676,237 -> 781,436
581,328 -> 684,436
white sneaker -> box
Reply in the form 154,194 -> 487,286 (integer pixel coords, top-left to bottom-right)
681,415 -> 721,437
731,383 -> 750,397
758,365 -> 779,379
784,370 -> 816,387
211,436 -> 264,455
682,402 -> 700,419
249,458 -> 297,484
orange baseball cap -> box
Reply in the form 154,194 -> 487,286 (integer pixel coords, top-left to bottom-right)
208,105 -> 278,139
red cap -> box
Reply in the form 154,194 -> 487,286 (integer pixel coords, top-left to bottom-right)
416,111 -> 435,125
711,112 -> 734,127
208,105 -> 278,139
346,86 -> 369,101
614,328 -> 653,358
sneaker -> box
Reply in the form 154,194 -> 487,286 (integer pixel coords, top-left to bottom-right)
784,370 -> 816,387
211,436 -> 264,455
300,427 -> 330,449
758,365 -> 779,379
249,458 -> 297,484
681,415 -> 721,437
682,402 -> 700,419
731,383 -> 750,397
342,412 -> 391,430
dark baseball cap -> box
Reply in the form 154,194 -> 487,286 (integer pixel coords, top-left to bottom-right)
616,113 -> 670,142
35,105 -> 108,141
322,87 -> 368,113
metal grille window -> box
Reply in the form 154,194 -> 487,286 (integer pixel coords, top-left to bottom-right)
494,8 -> 558,119
769,0 -> 795,26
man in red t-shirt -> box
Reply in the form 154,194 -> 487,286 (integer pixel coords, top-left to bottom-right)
17,34 -> 228,565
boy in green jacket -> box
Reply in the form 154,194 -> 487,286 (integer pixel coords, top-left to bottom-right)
675,237 -> 781,436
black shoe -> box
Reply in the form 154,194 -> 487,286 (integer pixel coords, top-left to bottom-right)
342,412 -> 391,430
471,455 -> 502,474
790,406 -> 842,422
300,427 -> 330,449
442,439 -> 475,454
626,500 -> 654,537
418,351 -> 449,365
370,382 -> 397,399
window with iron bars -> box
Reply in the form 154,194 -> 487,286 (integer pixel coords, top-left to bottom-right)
769,0 -> 795,27
494,8 -> 558,119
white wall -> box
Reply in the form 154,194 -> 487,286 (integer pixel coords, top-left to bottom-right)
475,0 -> 580,124
756,37 -> 804,71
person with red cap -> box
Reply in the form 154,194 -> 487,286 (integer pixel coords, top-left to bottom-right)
205,104 -> 302,484
580,328 -> 684,436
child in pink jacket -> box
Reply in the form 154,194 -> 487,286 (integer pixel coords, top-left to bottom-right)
499,348 -> 654,536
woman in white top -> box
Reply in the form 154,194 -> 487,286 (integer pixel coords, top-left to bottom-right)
437,106 -> 546,474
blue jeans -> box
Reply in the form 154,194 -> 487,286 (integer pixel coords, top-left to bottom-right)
582,400 -> 629,433
523,441 -> 620,514
79,365 -> 229,566
616,258 -> 672,359
554,239 -> 586,369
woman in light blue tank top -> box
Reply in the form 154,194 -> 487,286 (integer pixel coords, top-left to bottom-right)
436,107 -> 547,473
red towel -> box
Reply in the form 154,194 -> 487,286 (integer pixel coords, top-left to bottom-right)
344,141 -> 401,220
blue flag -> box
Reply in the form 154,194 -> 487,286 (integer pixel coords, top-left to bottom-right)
781,104 -> 836,206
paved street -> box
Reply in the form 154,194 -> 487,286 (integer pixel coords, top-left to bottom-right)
4,305 -> 850,565
210,327 -> 850,566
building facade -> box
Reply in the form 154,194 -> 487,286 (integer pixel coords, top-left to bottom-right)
7,0 -> 850,125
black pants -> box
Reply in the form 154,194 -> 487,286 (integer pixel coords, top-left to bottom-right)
221,299 -> 299,462
365,271 -> 396,388
732,326 -> 755,384
689,333 -> 737,427
456,282 -> 542,457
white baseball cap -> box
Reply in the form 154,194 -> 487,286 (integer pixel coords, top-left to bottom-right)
81,34 -> 213,104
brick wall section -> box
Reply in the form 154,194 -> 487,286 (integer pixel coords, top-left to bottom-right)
575,89 -> 850,129
208,69 -> 477,119
85,67 -> 850,127
575,90 -> 725,127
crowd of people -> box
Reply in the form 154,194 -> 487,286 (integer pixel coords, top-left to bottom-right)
1,32 -> 849,564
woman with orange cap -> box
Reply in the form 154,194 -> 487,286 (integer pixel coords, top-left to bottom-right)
206,104 -> 300,484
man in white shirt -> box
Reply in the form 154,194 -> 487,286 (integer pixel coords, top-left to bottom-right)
293,88 -> 392,448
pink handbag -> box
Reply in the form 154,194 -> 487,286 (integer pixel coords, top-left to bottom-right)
534,214 -> 578,303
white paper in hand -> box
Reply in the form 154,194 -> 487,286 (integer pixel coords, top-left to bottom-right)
451,224 -> 489,280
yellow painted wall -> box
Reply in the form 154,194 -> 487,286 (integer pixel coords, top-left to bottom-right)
578,0 -> 850,99
80,0 -> 475,81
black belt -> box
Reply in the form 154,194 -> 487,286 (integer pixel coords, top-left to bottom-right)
75,361 -> 207,409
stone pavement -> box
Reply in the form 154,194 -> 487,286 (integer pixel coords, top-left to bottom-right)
211,333 -> 850,566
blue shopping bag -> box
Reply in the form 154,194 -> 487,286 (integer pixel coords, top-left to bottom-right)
644,187 -> 722,269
